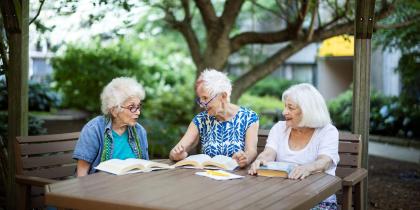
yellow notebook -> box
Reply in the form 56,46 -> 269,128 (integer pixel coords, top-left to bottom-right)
173,154 -> 238,171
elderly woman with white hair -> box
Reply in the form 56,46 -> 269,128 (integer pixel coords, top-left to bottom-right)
73,77 -> 149,176
169,69 -> 259,168
248,83 -> 339,210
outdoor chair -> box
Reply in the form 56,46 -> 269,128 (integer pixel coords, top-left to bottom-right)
15,132 -> 80,210
257,129 -> 368,210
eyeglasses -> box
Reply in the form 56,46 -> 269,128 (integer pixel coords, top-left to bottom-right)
195,94 -> 218,108
121,104 -> 142,113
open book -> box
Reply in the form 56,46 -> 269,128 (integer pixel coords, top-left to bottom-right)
95,159 -> 173,175
256,161 -> 297,178
173,154 -> 238,171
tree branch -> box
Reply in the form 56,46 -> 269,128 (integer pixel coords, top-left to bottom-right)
375,0 -> 396,20
194,0 -> 217,31
312,21 -> 354,42
293,0 -> 309,33
220,0 -> 244,32
306,0 -> 318,41
29,0 -> 45,25
181,0 -> 191,21
230,30 -> 292,53
250,0 -> 285,20
319,0 -> 350,30
231,41 -> 308,101
375,15 -> 419,29
163,6 -> 204,70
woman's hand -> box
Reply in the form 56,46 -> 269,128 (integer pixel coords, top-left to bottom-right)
232,150 -> 248,168
248,159 -> 267,175
288,165 -> 311,180
170,145 -> 188,161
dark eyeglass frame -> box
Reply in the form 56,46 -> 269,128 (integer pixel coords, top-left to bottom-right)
195,94 -> 218,108
121,104 -> 142,113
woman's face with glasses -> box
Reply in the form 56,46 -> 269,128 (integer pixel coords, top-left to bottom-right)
196,84 -> 221,116
114,97 -> 141,126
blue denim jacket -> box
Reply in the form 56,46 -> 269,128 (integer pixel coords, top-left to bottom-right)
73,116 -> 149,174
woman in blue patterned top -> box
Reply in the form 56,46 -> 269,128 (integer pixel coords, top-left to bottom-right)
169,69 -> 259,168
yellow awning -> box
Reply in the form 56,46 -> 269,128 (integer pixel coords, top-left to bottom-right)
318,35 -> 354,57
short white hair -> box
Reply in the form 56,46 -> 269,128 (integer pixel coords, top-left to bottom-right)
100,77 -> 145,115
197,69 -> 232,98
282,83 -> 331,128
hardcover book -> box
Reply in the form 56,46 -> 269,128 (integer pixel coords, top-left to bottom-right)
95,159 -> 173,175
257,161 -> 297,178
173,154 -> 238,171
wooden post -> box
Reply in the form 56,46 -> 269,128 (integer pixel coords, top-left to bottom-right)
1,0 -> 29,209
353,0 -> 375,209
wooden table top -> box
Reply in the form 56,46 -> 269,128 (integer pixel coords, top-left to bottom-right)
45,166 -> 341,210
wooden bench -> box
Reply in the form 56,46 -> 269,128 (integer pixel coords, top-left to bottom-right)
15,132 -> 80,210
257,129 -> 368,210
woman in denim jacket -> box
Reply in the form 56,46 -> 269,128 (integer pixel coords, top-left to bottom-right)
73,77 -> 149,176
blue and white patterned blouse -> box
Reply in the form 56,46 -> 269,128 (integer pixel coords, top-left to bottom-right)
193,107 -> 259,157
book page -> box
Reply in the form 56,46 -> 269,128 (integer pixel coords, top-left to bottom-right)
174,154 -> 212,168
203,155 -> 238,171
123,159 -> 172,170
95,159 -> 145,175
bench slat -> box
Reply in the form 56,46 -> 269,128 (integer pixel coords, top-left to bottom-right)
339,141 -> 359,153
22,153 -> 75,169
338,154 -> 358,167
339,131 -> 361,142
336,167 -> 357,179
23,164 -> 76,179
17,132 -> 80,143
20,141 -> 77,155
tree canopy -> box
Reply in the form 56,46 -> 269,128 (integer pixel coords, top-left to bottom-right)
1,0 -> 417,101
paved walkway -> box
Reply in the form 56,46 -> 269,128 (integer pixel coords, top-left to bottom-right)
369,141 -> 420,164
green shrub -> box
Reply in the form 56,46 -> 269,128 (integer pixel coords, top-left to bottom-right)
0,112 -> 47,144
140,72 -> 195,158
238,94 -> 284,129
328,89 -> 420,138
247,78 -> 300,99
327,90 -> 352,130
51,42 -> 141,113
0,80 -> 60,111
396,52 -> 420,105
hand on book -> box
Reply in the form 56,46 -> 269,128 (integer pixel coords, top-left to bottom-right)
288,165 -> 311,180
248,159 -> 268,175
170,145 -> 188,161
232,150 -> 248,168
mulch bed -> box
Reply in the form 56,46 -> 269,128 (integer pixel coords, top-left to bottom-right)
368,155 -> 420,210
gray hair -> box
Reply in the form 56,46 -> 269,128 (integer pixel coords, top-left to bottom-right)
197,69 -> 232,98
100,77 -> 145,115
282,83 -> 331,128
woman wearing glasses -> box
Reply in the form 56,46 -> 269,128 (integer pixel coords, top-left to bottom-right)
169,69 -> 259,168
73,77 -> 149,176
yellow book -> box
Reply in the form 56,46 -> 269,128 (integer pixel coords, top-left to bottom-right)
173,154 -> 238,171
95,159 -> 173,175
256,162 -> 297,178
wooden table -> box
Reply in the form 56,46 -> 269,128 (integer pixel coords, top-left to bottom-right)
45,167 -> 341,210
